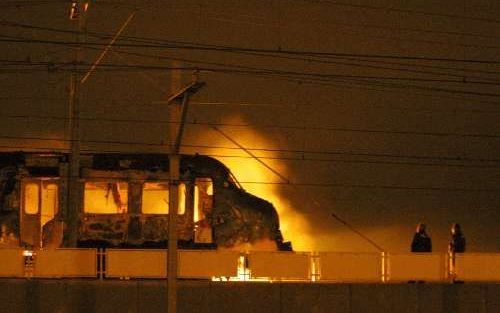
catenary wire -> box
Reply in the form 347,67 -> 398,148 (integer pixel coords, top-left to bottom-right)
0,112 -> 498,139
0,134 -> 498,164
2,20 -> 500,81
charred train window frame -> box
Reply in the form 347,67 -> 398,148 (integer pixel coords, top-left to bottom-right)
140,181 -> 187,215
83,181 -> 129,214
141,182 -> 169,215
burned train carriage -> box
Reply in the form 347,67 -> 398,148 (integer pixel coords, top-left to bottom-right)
0,153 -> 290,250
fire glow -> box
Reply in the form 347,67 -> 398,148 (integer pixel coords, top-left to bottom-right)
190,116 -> 314,251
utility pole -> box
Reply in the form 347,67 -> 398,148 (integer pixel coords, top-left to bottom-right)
167,154 -> 179,313
65,1 -> 88,247
166,69 -> 204,313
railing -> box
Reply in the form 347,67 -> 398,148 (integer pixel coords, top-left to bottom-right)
1,248 -> 499,282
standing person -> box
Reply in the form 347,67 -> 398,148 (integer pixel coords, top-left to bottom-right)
449,223 -> 466,253
409,223 -> 432,283
449,223 -> 466,283
411,223 -> 432,252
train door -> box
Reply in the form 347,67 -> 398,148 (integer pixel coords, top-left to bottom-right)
194,178 -> 213,243
20,180 -> 59,247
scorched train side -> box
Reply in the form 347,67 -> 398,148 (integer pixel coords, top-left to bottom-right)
0,152 -> 291,251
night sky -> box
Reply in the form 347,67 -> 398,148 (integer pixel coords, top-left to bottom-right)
0,0 -> 499,252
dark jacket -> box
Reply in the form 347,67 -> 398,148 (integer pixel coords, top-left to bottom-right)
449,235 -> 466,253
411,232 -> 432,252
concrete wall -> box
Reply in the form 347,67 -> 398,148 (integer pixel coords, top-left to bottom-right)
0,279 -> 498,313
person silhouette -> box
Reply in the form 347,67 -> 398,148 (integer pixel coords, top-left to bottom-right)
448,223 -> 466,283
409,223 -> 432,283
411,223 -> 432,252
448,223 -> 466,253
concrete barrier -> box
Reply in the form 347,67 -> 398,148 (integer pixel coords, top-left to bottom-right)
455,253 -> 500,282
0,279 -> 498,313
387,253 -> 447,282
179,250 -> 239,279
106,249 -> 167,278
0,249 -> 25,277
34,249 -> 97,278
318,252 -> 382,282
248,251 -> 310,280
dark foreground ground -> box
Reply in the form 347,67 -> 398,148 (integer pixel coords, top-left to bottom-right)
0,279 -> 498,313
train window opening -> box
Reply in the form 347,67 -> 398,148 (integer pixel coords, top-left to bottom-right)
193,178 -> 213,243
84,182 -> 128,214
141,182 -> 186,214
194,178 -> 213,222
24,183 -> 40,215
142,182 -> 169,214
178,182 -> 186,215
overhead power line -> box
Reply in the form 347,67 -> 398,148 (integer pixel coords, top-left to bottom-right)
0,144 -> 498,193
3,44 -> 500,88
3,63 -> 500,106
237,181 -> 499,193
74,0 -> 500,26
1,36 -> 500,64
291,0 -> 500,25
3,19 -> 500,62
0,112 -> 499,139
0,134 -> 498,165
2,22 -> 500,96
2,95 -> 500,114
2,58 -> 500,99
0,1 -> 67,8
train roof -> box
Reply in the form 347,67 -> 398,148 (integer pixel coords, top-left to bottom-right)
0,152 -> 233,180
